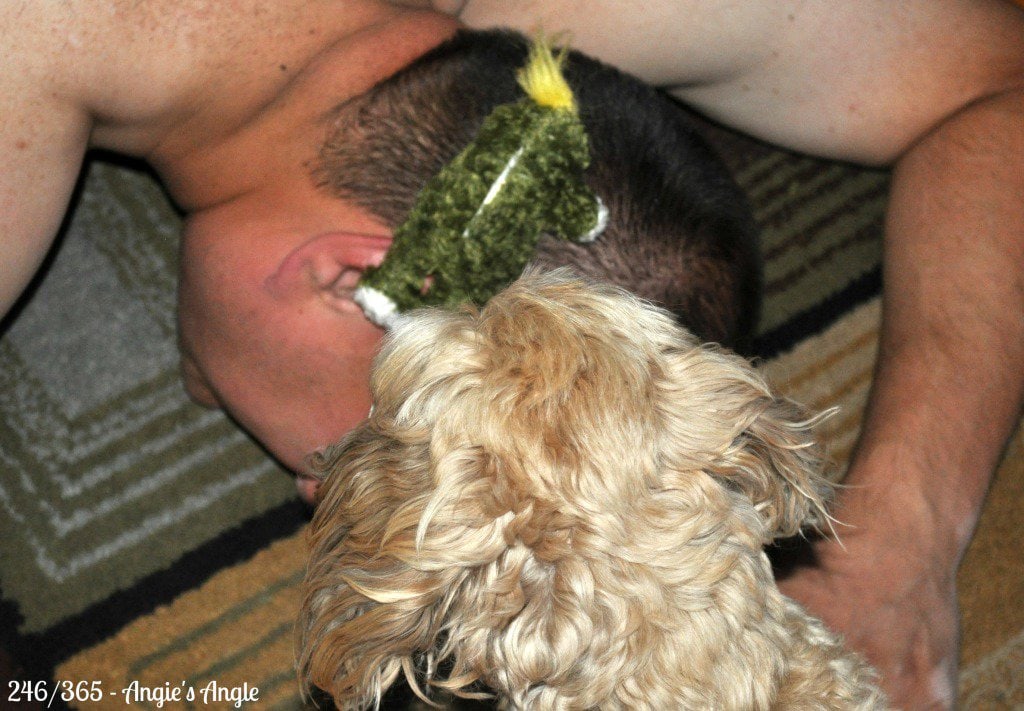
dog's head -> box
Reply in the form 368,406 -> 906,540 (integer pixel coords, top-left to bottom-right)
298,269 -> 832,709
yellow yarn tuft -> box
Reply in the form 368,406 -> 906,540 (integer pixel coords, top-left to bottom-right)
517,38 -> 575,111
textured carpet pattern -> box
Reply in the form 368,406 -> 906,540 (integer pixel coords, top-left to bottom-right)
0,163 -> 298,645
2,119 -> 1020,709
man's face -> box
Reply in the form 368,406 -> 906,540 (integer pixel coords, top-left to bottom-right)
176,184 -> 392,502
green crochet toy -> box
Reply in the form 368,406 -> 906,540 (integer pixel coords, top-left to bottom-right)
354,38 -> 607,328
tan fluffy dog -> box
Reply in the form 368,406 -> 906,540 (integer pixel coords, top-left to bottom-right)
298,269 -> 886,710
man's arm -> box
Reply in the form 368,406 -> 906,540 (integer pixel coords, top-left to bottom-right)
0,4 -> 92,318
779,83 -> 1024,709
0,0 -> 315,320
0,0 -> 193,319
0,102 -> 90,320
680,6 -> 1024,704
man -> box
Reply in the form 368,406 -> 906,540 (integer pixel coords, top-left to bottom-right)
2,0 -> 1021,707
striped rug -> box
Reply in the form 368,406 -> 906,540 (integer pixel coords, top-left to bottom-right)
2,119 -> 1020,709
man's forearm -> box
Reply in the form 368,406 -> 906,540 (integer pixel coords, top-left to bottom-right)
772,86 -> 1024,710
845,86 -> 1024,562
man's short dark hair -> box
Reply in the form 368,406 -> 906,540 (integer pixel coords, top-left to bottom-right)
317,29 -> 760,349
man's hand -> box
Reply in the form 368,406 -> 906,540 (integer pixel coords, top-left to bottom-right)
779,496 -> 961,709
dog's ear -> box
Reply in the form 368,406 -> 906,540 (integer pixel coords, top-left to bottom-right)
297,428 -> 458,710
661,345 -> 833,541
298,420 -> 528,709
720,391 -> 833,539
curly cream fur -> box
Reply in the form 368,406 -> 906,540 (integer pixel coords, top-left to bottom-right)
298,269 -> 887,710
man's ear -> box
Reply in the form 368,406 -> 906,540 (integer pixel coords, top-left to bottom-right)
266,232 -> 392,312
311,232 -> 392,313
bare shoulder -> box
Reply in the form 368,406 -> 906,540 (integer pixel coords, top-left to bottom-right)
0,0 -> 354,155
447,0 -> 1024,163
1,2 -> 88,102
0,0 -> 237,316
1,0 -> 206,154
